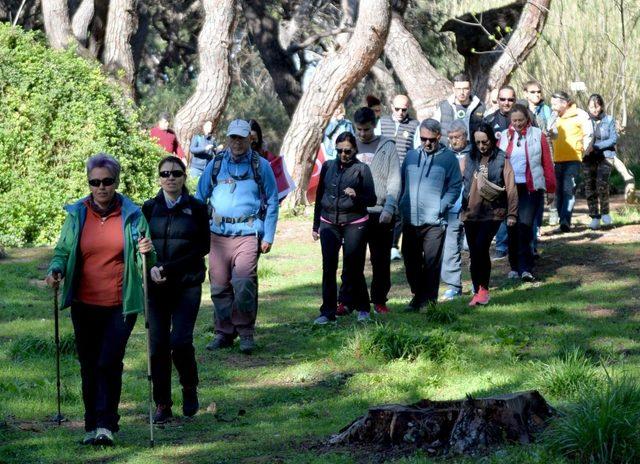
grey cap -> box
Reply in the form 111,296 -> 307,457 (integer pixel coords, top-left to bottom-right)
227,119 -> 251,137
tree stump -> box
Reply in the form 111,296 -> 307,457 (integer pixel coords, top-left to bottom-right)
329,391 -> 554,456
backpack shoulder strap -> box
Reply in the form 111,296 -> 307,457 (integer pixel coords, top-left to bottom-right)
251,151 -> 267,206
209,153 -> 224,189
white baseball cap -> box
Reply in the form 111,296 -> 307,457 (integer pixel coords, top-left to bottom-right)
226,119 -> 251,138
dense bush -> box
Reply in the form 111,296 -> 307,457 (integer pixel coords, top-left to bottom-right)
0,24 -> 163,247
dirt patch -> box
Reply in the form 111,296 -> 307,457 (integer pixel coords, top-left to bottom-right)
583,306 -> 617,318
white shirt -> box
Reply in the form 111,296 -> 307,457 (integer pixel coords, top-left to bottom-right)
509,137 -> 528,184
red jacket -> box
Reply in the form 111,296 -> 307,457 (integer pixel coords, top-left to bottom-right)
150,127 -> 185,160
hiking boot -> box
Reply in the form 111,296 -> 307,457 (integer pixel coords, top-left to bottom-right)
601,214 -> 612,225
206,335 -> 233,351
153,404 -> 173,424
94,427 -> 114,446
313,315 -> 336,325
441,288 -> 461,301
239,336 -> 256,354
521,271 -> 535,283
588,218 -> 601,230
374,303 -> 389,314
182,388 -> 199,417
336,303 -> 351,316
507,270 -> 519,279
405,297 -> 424,312
390,247 -> 402,261
491,250 -> 508,261
81,430 -> 96,445
357,311 -> 371,322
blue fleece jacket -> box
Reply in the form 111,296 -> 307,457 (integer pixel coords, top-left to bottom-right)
196,149 -> 279,244
399,143 -> 462,226
592,114 -> 618,159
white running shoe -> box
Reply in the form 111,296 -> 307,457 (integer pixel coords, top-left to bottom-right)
601,214 -> 612,225
390,247 -> 402,261
507,270 -> 519,279
588,218 -> 601,230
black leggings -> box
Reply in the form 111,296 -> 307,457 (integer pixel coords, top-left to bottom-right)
464,220 -> 502,290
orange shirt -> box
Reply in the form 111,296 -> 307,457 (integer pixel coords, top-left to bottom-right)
77,204 -> 125,307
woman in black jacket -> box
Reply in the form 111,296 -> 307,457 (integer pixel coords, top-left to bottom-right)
142,155 -> 210,423
312,132 -> 376,325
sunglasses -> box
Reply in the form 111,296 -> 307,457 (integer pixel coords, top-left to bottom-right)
394,107 -> 408,112
336,148 -> 354,155
420,137 -> 438,143
499,98 -> 516,102
88,177 -> 116,187
528,90 -> 542,94
159,170 -> 185,178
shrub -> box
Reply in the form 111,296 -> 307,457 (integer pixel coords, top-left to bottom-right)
545,376 -> 640,463
0,25 -> 163,247
424,304 -> 458,324
9,333 -> 76,360
534,348 -> 601,400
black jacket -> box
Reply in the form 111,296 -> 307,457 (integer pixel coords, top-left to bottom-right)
313,158 -> 376,231
142,190 -> 210,287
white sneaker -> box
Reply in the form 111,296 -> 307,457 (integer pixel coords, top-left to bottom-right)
601,214 -> 612,225
390,247 -> 402,261
507,270 -> 519,279
588,218 -> 601,230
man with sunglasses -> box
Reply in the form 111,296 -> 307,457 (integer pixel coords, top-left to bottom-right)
196,119 -> 279,354
523,80 -> 552,133
399,119 -> 462,311
379,94 -> 419,261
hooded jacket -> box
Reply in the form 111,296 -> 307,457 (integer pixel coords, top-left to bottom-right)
550,104 -> 594,163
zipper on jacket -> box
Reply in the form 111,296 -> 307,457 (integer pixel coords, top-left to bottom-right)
335,164 -> 344,224
164,208 -> 173,263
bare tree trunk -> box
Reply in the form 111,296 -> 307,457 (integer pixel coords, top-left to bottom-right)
42,0 -> 78,49
72,0 -> 94,46
282,0 -> 392,208
174,0 -> 238,158
370,60 -> 398,106
384,13 -> 453,120
102,0 -> 138,97
479,0 -> 552,100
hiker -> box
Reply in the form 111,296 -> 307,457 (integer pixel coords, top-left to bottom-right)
142,156 -> 210,424
45,153 -> 155,446
461,123 -> 518,306
322,104 -> 355,160
150,112 -> 185,160
485,85 -> 518,261
249,119 -> 295,203
497,104 -> 555,282
189,120 -> 217,179
312,132 -> 377,325
399,119 -> 462,311
196,119 -> 279,354
336,107 -> 400,315
431,72 -> 485,145
440,120 -> 471,301
379,94 -> 420,261
584,94 -> 617,230
549,91 -> 594,233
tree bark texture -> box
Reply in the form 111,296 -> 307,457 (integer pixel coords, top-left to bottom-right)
281,0 -> 392,207
329,391 -> 554,456
42,0 -> 78,49
244,0 -> 303,117
174,0 -> 237,159
71,0 -> 94,46
102,0 -> 138,97
384,13 -> 453,120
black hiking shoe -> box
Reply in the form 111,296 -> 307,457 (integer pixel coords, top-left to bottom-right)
182,388 -> 199,417
239,336 -> 256,354
153,404 -> 173,424
206,335 -> 233,351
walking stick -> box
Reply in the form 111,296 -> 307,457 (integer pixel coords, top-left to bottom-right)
140,234 -> 155,447
52,285 -> 66,425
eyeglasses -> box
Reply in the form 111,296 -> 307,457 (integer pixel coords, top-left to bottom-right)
475,140 -> 491,145
394,107 -> 408,112
420,137 -> 438,143
499,98 -> 516,102
88,177 -> 116,187
336,148 -> 354,155
159,170 -> 185,178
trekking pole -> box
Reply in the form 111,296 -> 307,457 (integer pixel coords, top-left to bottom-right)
52,285 -> 66,425
140,233 -> 155,447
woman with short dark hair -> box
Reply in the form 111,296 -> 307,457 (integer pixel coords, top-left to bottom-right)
142,155 -> 210,424
312,132 -> 376,324
45,153 -> 155,446
461,124 -> 518,306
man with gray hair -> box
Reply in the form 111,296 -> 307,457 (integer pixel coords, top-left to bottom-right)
440,120 -> 470,300
399,119 -> 462,310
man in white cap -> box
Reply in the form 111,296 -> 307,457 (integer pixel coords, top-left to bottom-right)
196,119 -> 279,354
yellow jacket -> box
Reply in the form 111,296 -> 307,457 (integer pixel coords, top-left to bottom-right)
551,104 -> 594,163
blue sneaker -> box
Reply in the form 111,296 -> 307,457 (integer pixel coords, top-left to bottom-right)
441,288 -> 462,301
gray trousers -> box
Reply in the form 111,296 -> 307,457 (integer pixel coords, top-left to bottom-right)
440,211 -> 464,291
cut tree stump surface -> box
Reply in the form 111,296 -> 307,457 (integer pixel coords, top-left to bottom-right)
328,391 -> 554,456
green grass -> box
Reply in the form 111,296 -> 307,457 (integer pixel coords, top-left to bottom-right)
1,218 -> 639,463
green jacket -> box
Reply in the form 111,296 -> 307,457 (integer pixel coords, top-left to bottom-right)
47,194 -> 156,315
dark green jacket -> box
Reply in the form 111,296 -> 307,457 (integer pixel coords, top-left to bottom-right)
47,194 -> 156,315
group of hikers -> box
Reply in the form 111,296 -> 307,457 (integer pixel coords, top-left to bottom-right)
43,73 -> 625,445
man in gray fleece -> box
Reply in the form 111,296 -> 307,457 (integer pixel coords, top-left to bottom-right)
339,107 -> 400,315
399,119 -> 462,310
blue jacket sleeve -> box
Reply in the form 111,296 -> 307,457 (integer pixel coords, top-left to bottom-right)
190,135 -> 206,155
594,117 -> 617,151
260,158 -> 279,244
440,155 -> 463,216
195,160 -> 214,202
